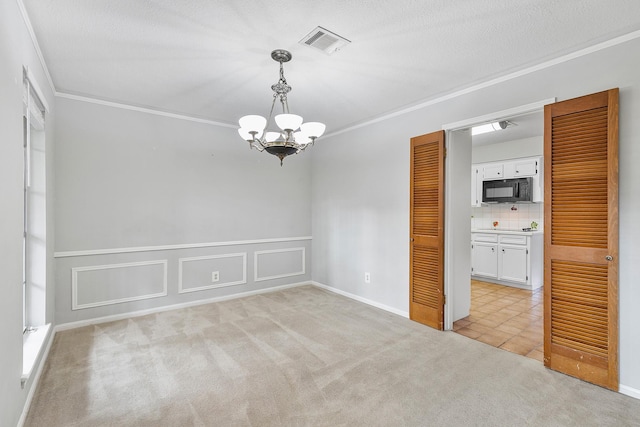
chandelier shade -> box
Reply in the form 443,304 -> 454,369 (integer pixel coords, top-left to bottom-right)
275,114 -> 303,132
265,131 -> 281,143
293,131 -> 311,145
237,49 -> 326,165
239,115 -> 267,133
300,122 -> 326,139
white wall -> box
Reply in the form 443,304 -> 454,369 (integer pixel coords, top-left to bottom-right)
0,1 -> 56,425
53,97 -> 312,325
446,130 -> 472,323
312,36 -> 640,393
472,136 -> 543,164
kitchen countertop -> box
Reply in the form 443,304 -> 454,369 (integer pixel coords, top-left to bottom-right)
471,228 -> 543,236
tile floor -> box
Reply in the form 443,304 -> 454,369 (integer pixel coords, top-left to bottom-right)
453,279 -> 544,362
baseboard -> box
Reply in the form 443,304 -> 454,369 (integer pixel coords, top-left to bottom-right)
619,384 -> 640,400
311,281 -> 409,318
17,327 -> 56,427
55,281 -> 310,332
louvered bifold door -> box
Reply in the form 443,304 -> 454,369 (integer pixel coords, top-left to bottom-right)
544,89 -> 619,390
410,131 -> 445,330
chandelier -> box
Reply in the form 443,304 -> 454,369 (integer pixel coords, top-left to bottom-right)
237,49 -> 326,165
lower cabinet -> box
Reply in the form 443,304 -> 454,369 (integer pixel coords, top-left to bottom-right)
499,244 -> 527,284
472,241 -> 498,278
471,231 -> 542,290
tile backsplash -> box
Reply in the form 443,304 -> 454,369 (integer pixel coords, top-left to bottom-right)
471,203 -> 543,231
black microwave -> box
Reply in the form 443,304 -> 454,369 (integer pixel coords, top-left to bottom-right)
482,177 -> 532,203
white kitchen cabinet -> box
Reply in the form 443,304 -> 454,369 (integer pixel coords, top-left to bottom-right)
498,244 -> 528,284
471,231 -> 543,290
483,163 -> 504,180
471,156 -> 543,204
471,241 -> 498,278
504,158 -> 539,178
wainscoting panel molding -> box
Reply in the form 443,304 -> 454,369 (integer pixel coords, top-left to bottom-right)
56,237 -> 312,325
254,247 -> 306,282
178,252 -> 247,294
71,260 -> 168,310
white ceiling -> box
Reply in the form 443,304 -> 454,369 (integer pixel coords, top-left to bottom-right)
23,0 -> 640,136
472,111 -> 544,147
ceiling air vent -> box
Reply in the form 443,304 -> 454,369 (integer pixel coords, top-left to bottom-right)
299,26 -> 350,55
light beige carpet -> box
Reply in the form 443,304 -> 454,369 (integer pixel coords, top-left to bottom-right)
26,286 -> 640,426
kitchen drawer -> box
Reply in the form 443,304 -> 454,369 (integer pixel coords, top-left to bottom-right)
499,235 -> 527,245
472,233 -> 498,243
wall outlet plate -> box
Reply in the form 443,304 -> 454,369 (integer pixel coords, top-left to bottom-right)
211,271 -> 220,282
364,272 -> 371,283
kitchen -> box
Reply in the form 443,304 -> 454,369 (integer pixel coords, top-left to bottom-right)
454,111 -> 545,361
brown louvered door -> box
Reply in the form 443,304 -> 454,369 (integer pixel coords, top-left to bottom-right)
544,89 -> 619,390
410,131 -> 445,330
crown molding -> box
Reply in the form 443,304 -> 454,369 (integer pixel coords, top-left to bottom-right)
16,0 -> 56,95
55,92 -> 237,128
324,29 -> 640,139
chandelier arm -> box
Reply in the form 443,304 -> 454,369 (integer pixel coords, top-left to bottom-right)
264,94 -> 279,132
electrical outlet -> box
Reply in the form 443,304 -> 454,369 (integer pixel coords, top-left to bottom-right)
364,272 -> 371,283
211,271 -> 220,282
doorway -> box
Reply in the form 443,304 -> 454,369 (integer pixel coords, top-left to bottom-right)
442,100 -> 552,360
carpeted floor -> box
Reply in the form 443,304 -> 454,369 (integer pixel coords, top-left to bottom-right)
26,285 -> 640,426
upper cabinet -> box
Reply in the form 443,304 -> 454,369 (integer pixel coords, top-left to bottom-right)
483,163 -> 504,180
472,156 -> 544,205
504,158 -> 539,178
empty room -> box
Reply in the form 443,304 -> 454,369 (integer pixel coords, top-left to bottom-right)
3,1 -> 640,425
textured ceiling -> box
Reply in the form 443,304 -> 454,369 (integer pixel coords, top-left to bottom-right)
23,0 -> 640,135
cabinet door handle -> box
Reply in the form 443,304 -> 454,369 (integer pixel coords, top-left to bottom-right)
502,249 -> 505,253
605,255 -> 613,261
491,247 -> 495,252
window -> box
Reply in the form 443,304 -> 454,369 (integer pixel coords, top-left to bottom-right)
21,68 -> 51,386
22,69 -> 47,333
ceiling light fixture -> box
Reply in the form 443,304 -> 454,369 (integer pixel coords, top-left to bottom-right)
471,120 -> 509,136
238,49 -> 325,166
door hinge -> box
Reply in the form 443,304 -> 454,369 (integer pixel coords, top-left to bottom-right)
442,295 -> 446,305
526,275 -> 529,281
444,148 -> 447,158
526,249 -> 529,254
